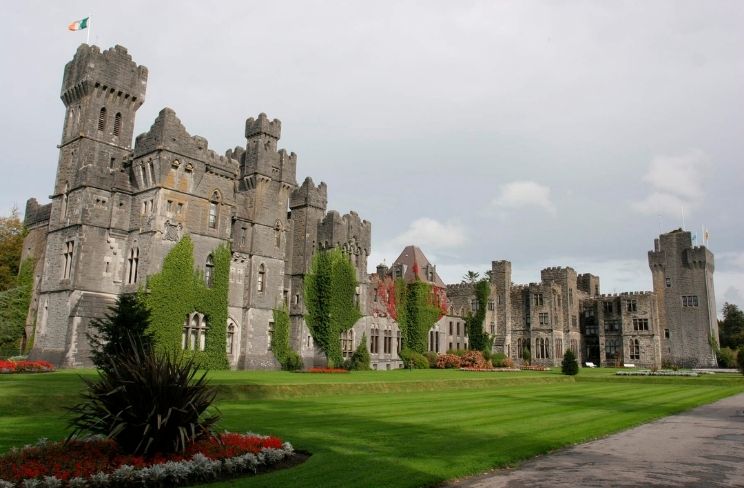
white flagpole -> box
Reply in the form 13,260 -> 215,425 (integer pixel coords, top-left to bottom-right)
86,14 -> 91,44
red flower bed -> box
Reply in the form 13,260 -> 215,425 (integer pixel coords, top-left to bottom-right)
0,360 -> 55,374
0,433 -> 283,483
303,368 -> 349,374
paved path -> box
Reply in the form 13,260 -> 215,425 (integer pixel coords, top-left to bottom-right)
447,393 -> 744,487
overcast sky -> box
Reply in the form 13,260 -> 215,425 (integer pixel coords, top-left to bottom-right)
2,1 -> 743,311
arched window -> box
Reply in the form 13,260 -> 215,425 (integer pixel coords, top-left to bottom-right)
127,247 -> 139,284
226,321 -> 237,354
208,191 -> 220,229
630,338 -> 640,360
205,255 -> 214,288
147,161 -> 155,185
98,107 -> 107,132
257,263 -> 265,292
113,112 -> 122,137
182,312 -> 208,351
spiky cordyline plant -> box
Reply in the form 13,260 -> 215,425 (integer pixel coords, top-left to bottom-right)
68,336 -> 221,455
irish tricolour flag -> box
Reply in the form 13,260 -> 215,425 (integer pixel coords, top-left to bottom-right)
68,17 -> 89,31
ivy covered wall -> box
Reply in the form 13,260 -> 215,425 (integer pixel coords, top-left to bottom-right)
143,235 -> 230,369
395,279 -> 442,354
466,280 -> 491,352
304,248 -> 360,367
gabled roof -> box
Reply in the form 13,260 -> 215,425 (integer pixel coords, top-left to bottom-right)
391,245 -> 446,288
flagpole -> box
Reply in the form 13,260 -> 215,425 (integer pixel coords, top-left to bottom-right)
87,14 -> 91,44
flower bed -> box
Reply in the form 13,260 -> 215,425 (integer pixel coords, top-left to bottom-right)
0,360 -> 55,374
520,365 -> 551,371
616,370 -> 699,377
302,368 -> 350,374
459,367 -> 522,372
0,433 -> 295,488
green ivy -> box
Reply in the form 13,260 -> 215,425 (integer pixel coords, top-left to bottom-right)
304,248 -> 360,367
0,258 -> 34,357
395,279 -> 440,355
271,305 -> 291,367
466,280 -> 491,352
143,235 -> 230,369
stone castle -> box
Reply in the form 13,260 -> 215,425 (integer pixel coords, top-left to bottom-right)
21,44 -> 719,369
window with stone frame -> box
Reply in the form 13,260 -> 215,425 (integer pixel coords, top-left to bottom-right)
226,321 -> 237,354
605,338 -> 620,359
205,255 -> 214,288
257,263 -> 266,292
113,112 -> 122,137
603,301 -> 614,314
370,327 -> 379,354
126,247 -> 139,284
533,293 -> 544,307
208,191 -> 220,229
632,318 -> 649,331
62,240 -> 74,279
488,300 -> 495,311
98,107 -> 107,131
341,329 -> 354,358
629,338 -> 640,360
626,299 -> 638,312
539,313 -> 549,326
182,312 -> 208,352
267,320 -> 274,351
604,319 -> 620,332
555,338 -> 563,358
682,295 -> 699,307
396,330 -> 401,354
384,329 -> 392,354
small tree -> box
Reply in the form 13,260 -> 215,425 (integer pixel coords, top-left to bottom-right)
349,333 -> 371,371
522,347 -> 531,365
87,294 -> 153,372
562,349 -> 579,375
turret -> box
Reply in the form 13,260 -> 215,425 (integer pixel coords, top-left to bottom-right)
241,113 -> 297,188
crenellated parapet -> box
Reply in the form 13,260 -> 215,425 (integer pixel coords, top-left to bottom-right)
133,108 -> 239,176
23,198 -> 52,228
445,283 -> 475,297
290,177 -> 328,210
241,113 -> 296,188
61,44 -> 147,108
318,210 -> 372,258
245,113 -> 282,140
685,246 -> 714,271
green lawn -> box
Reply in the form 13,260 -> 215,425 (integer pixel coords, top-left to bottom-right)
1,368 -> 743,487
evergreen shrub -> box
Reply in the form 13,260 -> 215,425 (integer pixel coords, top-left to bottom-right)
348,334 -> 371,371
561,349 -> 579,376
424,352 -> 439,368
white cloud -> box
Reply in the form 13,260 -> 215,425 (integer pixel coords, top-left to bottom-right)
492,181 -> 556,214
633,150 -> 711,216
392,217 -> 467,250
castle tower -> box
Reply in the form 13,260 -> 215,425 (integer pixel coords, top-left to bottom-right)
287,178 -> 327,355
31,44 -> 148,366
490,261 -> 512,355
649,229 -> 718,367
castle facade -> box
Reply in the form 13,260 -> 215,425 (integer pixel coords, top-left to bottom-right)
22,45 -> 719,370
